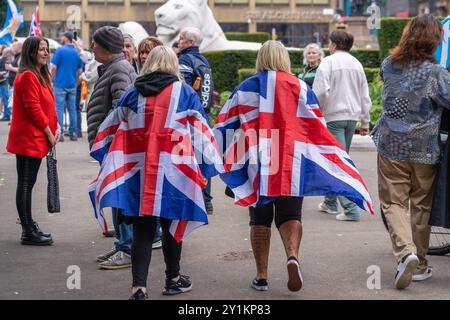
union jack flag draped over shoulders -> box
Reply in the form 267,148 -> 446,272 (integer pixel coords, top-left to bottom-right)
214,71 -> 374,214
88,81 -> 223,242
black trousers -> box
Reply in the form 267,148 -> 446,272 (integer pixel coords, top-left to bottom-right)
16,155 -> 42,227
132,216 -> 182,287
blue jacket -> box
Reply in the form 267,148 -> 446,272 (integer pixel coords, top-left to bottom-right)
178,47 -> 210,87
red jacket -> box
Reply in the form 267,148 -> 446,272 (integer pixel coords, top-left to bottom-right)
7,70 -> 57,159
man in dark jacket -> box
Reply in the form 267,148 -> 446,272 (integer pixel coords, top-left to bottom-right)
178,27 -> 214,215
87,27 -> 137,148
87,26 -> 137,270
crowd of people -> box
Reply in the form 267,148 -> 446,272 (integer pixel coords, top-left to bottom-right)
3,13 -> 450,299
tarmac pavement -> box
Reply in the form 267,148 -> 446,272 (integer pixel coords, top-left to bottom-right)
0,119 -> 449,300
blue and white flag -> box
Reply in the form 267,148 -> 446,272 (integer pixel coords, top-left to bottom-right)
0,0 -> 24,45
435,16 -> 450,69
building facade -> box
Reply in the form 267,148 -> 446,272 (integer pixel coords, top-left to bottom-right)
19,0 -> 338,47
18,0 -> 450,48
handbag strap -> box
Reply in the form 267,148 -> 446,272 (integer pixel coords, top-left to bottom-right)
48,147 -> 56,158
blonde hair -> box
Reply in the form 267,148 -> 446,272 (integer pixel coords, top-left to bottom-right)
140,46 -> 182,80
256,40 -> 291,74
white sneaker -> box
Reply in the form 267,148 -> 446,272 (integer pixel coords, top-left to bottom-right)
412,266 -> 432,282
394,253 -> 419,289
152,237 -> 162,250
98,251 -> 132,270
318,202 -> 338,215
336,213 -> 359,222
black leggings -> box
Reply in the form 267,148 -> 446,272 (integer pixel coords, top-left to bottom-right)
16,155 -> 42,227
132,216 -> 182,287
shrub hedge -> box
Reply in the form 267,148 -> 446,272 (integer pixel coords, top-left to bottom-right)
237,67 -> 380,86
364,68 -> 381,84
224,32 -> 271,43
369,80 -> 383,129
214,70 -> 383,128
203,50 -> 259,93
205,49 -> 381,92
378,18 -> 411,59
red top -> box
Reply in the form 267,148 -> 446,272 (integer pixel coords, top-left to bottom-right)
6,70 -> 57,159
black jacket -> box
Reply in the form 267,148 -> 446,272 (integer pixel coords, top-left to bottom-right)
87,54 -> 137,149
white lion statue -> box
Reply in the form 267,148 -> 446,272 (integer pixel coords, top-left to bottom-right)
154,0 -> 262,52
118,21 -> 150,48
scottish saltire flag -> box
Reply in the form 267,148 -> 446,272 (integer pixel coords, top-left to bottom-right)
435,16 -> 450,68
88,82 -> 223,242
214,71 -> 374,213
0,0 -> 24,45
28,7 -> 42,37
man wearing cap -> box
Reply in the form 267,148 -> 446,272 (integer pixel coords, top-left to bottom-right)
51,31 -> 84,141
87,26 -> 137,270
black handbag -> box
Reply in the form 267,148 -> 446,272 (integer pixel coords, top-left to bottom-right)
47,147 -> 60,213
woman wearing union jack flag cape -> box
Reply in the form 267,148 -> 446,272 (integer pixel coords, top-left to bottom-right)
214,40 -> 374,293
89,46 -> 222,300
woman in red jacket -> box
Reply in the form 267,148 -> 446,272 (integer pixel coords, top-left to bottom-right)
6,37 -> 60,245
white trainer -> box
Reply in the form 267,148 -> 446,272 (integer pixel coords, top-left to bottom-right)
318,202 -> 338,215
412,266 -> 432,282
394,253 -> 419,289
336,213 -> 359,222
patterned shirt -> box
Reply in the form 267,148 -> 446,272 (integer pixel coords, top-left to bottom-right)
372,58 -> 450,164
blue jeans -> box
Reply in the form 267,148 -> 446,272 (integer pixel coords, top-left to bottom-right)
0,82 -> 10,119
54,87 -> 77,136
112,208 -> 133,255
324,120 -> 360,220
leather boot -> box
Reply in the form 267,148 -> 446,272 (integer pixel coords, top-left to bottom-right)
21,224 -> 53,246
32,221 -> 51,238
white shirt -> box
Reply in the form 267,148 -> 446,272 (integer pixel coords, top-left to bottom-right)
313,50 -> 372,129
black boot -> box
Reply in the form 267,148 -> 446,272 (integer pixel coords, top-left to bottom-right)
21,224 -> 53,246
129,288 -> 148,300
32,221 -> 51,238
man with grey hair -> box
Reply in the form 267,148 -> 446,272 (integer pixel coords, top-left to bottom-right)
178,26 -> 215,215
178,27 -> 205,84
122,33 -> 139,73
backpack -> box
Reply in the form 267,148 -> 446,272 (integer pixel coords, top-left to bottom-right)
186,54 -> 214,114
